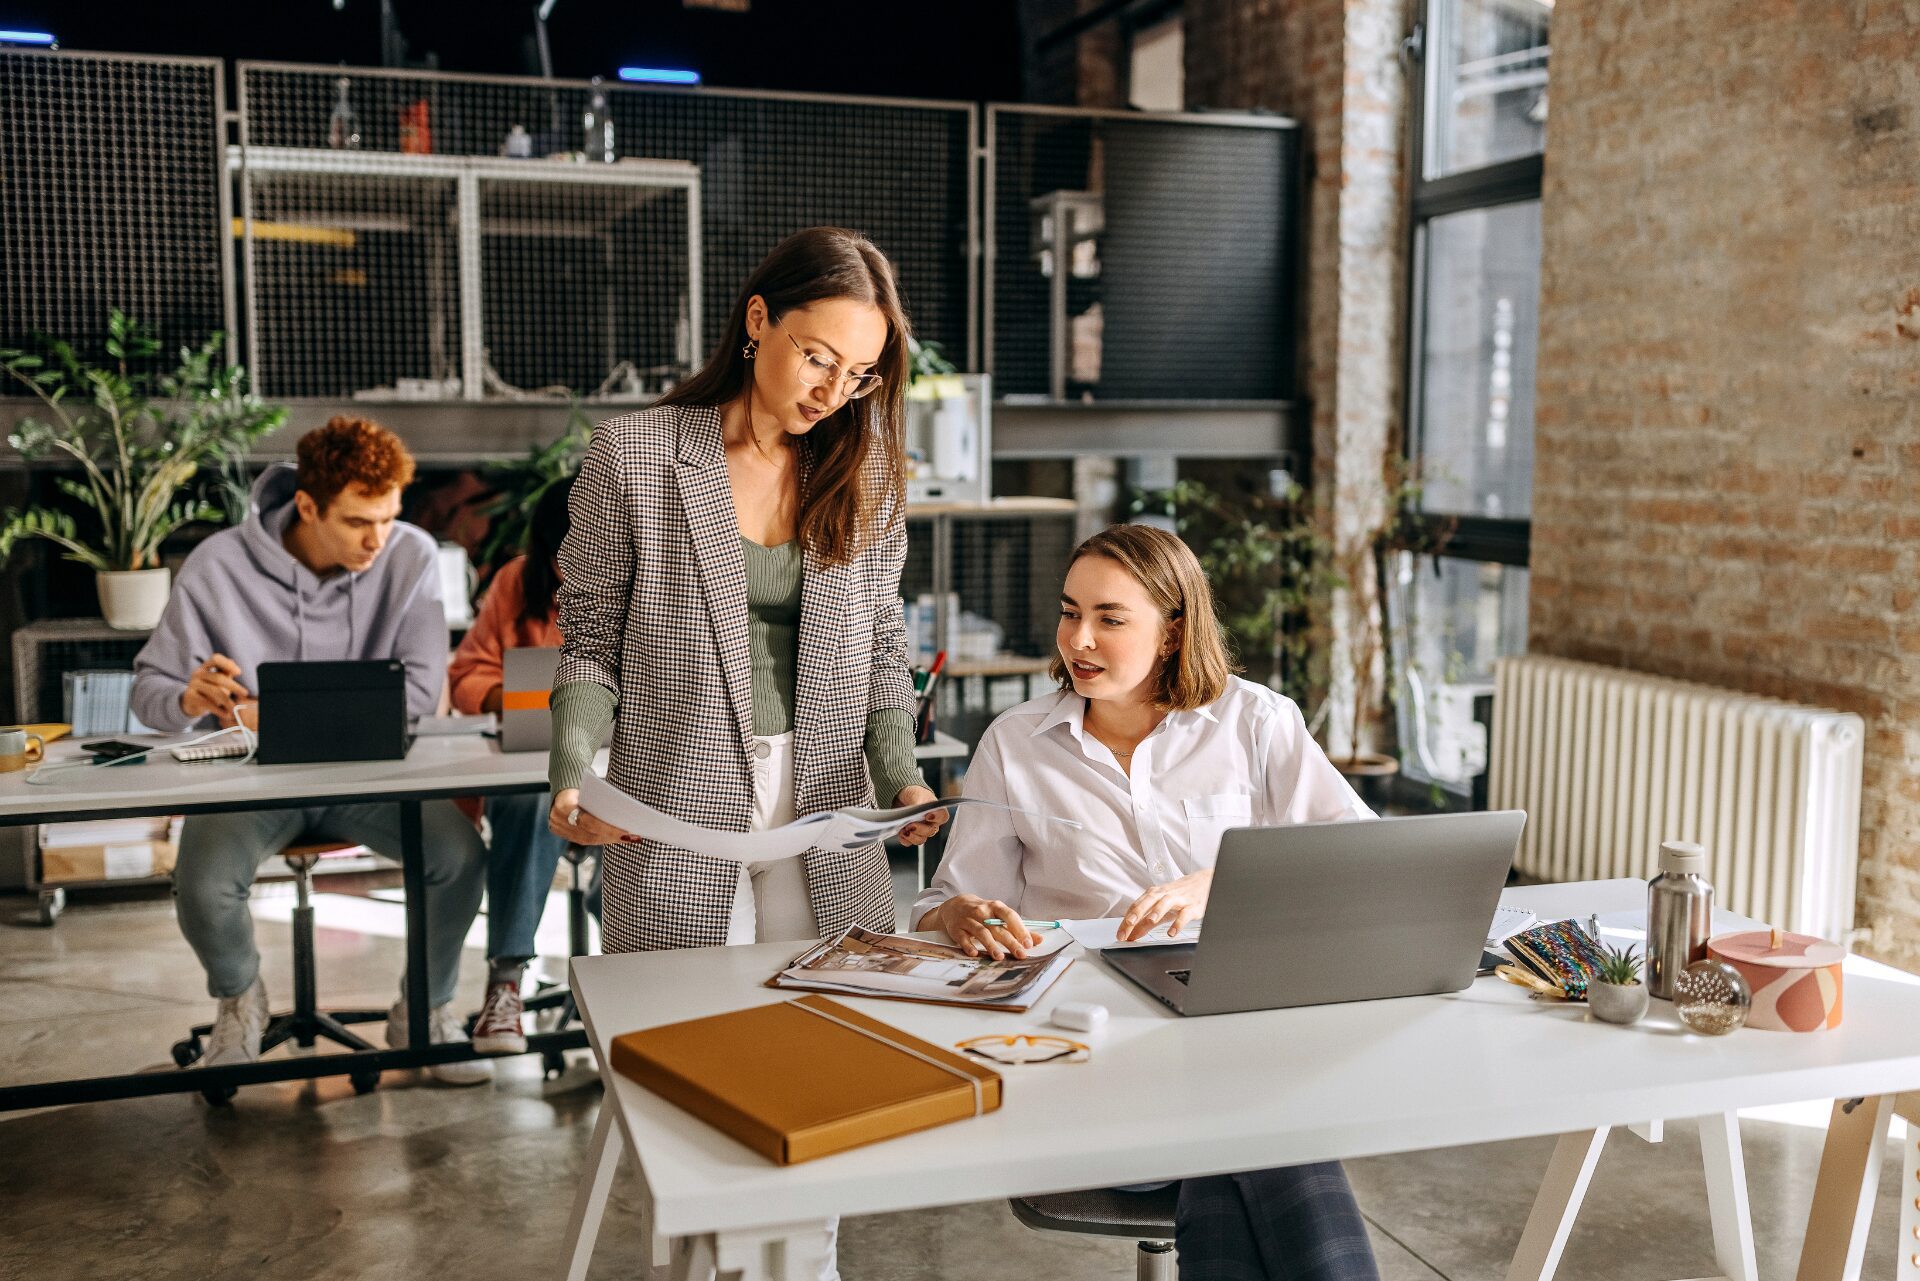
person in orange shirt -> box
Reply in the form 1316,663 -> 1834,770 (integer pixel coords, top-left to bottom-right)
449,478 -> 592,1053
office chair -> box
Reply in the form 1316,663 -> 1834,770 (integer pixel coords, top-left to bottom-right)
172,842 -> 387,1104
1009,1187 -> 1179,1281
514,841 -> 596,1078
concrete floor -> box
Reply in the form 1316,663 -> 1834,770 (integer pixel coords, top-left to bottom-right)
0,878 -> 1908,1281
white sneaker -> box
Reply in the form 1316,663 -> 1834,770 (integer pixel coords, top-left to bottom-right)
201,976 -> 270,1067
387,982 -> 493,1086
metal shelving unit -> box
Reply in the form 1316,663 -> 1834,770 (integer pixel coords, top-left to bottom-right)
231,146 -> 702,402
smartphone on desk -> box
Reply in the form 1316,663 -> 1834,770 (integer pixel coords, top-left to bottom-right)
1476,949 -> 1506,976
82,739 -> 148,763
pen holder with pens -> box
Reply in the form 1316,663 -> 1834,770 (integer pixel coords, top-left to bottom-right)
912,651 -> 946,746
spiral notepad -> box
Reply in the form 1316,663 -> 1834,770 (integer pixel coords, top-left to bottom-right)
171,740 -> 250,763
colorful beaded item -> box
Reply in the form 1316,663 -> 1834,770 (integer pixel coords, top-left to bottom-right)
1504,918 -> 1610,1000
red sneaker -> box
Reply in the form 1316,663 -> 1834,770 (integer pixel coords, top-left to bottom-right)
471,980 -> 527,1054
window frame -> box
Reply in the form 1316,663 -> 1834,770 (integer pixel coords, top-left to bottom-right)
1388,0 -> 1549,802
1401,0 -> 1546,564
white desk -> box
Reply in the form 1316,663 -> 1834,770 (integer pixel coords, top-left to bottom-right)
563,879 -> 1920,1281
0,734 -> 564,1110
1,730 -> 975,1111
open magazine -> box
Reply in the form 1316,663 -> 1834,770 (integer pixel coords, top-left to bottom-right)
768,925 -> 1075,1012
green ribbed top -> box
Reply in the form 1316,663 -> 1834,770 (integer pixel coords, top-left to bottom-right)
548,538 -> 926,805
743,537 -> 802,737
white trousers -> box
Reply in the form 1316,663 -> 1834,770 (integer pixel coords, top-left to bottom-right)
723,731 -> 837,1277
725,732 -> 823,946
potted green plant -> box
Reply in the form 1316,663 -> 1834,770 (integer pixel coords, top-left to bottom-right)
1326,458 -> 1459,798
476,401 -> 593,579
1589,943 -> 1649,1025
0,312 -> 285,629
1142,476 -> 1332,711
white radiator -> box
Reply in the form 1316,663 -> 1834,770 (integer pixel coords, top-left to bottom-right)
1490,655 -> 1865,943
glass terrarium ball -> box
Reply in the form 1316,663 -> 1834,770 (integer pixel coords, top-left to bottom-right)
1675,959 -> 1751,1035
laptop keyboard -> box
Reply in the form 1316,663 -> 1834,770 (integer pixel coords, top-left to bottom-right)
1167,969 -> 1192,985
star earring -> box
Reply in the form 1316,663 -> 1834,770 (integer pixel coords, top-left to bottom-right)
741,338 -> 759,360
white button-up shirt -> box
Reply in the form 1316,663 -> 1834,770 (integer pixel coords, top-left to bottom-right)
915,677 -> 1373,925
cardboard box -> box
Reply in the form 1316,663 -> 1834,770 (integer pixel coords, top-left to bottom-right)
611,994 -> 1001,1165
39,840 -> 177,885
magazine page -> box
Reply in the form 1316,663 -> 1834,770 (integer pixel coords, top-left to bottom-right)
1060,917 -> 1204,951
773,926 -> 1072,1007
579,775 -> 1078,862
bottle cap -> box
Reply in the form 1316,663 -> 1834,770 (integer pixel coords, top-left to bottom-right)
1659,840 -> 1706,876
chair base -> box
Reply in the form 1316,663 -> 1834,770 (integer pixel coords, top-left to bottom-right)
172,1005 -> 389,1105
1010,1189 -> 1178,1281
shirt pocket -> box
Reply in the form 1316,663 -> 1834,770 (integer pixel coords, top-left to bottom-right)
1180,793 -> 1255,864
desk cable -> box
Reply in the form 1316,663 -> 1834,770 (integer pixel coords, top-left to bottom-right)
25,723 -> 259,786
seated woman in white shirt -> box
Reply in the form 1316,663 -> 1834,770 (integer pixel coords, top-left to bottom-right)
914,523 -> 1381,1281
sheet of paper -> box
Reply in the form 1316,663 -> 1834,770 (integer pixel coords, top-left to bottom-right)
1060,916 -> 1203,951
577,775 -> 1062,864
1487,905 -> 1536,945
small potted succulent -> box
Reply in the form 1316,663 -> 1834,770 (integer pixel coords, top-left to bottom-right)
1589,944 -> 1649,1025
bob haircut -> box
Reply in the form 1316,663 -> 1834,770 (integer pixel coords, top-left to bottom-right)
1050,523 -> 1238,712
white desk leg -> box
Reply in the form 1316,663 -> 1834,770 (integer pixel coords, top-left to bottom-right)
1795,1096 -> 1895,1281
669,1221 -> 835,1281
1697,1112 -> 1758,1281
1505,1127 -> 1611,1281
562,1101 -> 624,1281
1898,1099 -> 1919,1281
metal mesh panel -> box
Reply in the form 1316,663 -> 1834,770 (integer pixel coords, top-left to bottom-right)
239,65 -> 971,399
989,108 -> 1297,401
0,50 -> 226,358
243,163 -> 463,398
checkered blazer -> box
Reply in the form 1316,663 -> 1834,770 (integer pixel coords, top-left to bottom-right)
555,403 -> 915,952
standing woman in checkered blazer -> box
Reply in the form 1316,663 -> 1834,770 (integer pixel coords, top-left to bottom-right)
542,227 -> 948,956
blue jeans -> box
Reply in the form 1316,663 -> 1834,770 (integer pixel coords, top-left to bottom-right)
484,791 -> 599,963
173,800 -> 486,1009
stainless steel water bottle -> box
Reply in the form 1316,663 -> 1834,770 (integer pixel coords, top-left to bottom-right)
1647,839 -> 1713,1000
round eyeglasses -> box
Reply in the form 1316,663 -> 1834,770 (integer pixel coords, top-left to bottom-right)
780,325 -> 883,400
955,1034 -> 1090,1066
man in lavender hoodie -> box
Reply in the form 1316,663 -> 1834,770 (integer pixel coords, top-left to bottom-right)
133,417 -> 489,1085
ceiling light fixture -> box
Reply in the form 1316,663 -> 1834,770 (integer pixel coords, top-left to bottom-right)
618,66 -> 700,85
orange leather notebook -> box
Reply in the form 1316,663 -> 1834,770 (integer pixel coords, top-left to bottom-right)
609,994 -> 1002,1165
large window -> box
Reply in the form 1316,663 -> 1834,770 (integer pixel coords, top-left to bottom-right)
1396,0 -> 1548,798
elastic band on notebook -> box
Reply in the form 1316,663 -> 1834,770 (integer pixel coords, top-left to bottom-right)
788,999 -> 985,1117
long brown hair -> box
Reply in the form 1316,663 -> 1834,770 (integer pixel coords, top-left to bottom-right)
1050,524 -> 1239,712
657,227 -> 911,566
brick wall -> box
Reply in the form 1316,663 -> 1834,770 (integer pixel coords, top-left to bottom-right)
1530,1 -> 1920,966
1185,0 -> 1411,756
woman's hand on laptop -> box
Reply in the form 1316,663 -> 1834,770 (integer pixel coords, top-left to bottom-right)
921,895 -> 1039,960
182,654 -> 251,725
547,788 -> 632,846
1117,869 -> 1213,942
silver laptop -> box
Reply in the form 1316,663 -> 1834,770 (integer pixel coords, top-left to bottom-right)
500,646 -> 617,755
1103,810 -> 1527,1016
499,647 -> 561,753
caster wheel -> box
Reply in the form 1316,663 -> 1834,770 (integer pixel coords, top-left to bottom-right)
170,1039 -> 200,1069
201,1084 -> 237,1107
350,1071 -> 380,1096
542,1050 -> 567,1079
36,889 -> 64,926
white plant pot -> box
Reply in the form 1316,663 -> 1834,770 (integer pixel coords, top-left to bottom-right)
1589,979 -> 1649,1026
97,567 -> 171,631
